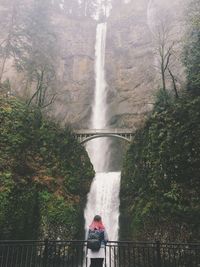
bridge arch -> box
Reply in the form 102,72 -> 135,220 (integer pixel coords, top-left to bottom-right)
74,129 -> 134,144
79,133 -> 131,144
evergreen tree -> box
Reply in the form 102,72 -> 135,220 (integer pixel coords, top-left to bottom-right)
120,97 -> 200,242
184,0 -> 200,94
0,0 -> 25,84
16,0 -> 58,108
0,96 -> 94,240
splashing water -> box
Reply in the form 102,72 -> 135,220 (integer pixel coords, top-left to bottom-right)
84,172 -> 121,241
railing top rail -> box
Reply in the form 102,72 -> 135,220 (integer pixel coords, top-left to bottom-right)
74,129 -> 134,134
0,239 -> 199,267
0,240 -> 199,246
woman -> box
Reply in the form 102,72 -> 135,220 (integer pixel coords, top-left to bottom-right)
87,215 -> 108,267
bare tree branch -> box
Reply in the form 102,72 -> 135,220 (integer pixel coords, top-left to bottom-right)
164,52 -> 172,72
168,67 -> 179,98
41,93 -> 57,109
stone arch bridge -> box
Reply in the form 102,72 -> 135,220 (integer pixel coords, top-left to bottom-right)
74,129 -> 134,144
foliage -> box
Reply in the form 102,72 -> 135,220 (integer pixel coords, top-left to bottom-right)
120,96 -> 200,242
153,89 -> 174,112
0,96 -> 94,240
0,0 -> 25,82
0,174 -> 40,240
52,0 -> 100,18
0,0 -> 58,107
184,0 -> 200,94
16,0 -> 58,108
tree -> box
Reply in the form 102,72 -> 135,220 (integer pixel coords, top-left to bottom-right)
0,96 -> 94,240
120,97 -> 200,242
59,0 -> 97,18
152,11 -> 183,98
0,0 -> 24,83
81,0 -> 99,17
62,0 -> 81,16
16,0 -> 58,109
184,0 -> 200,95
155,20 -> 174,92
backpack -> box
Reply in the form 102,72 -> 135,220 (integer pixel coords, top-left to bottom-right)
87,229 -> 104,251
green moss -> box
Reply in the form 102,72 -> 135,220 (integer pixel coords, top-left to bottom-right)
120,96 -> 200,242
0,96 -> 94,240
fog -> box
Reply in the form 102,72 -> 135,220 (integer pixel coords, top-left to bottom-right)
0,0 -> 188,127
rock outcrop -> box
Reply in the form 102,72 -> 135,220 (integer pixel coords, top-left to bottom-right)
50,14 -> 97,127
106,0 -> 155,129
104,0 -> 185,129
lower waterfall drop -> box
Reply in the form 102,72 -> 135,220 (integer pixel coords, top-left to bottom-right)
84,172 -> 121,242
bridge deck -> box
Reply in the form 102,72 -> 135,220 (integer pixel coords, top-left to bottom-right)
74,129 -> 135,144
74,129 -> 134,134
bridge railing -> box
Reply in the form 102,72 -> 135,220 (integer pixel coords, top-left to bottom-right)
0,240 -> 199,267
74,129 -> 134,134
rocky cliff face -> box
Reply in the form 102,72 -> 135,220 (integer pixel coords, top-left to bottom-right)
51,0 -> 155,129
51,0 -> 186,129
106,0 -> 155,129
50,14 -> 96,127
104,0 -> 186,129
0,0 -> 186,129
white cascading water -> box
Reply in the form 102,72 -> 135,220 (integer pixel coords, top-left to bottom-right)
86,23 -> 111,172
84,5 -> 121,244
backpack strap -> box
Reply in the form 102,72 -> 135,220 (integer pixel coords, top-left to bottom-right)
104,245 -> 107,266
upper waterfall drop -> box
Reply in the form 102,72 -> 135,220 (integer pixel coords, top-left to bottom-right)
86,22 -> 110,172
92,23 -> 107,130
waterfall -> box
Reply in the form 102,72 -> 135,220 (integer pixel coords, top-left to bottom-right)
86,23 -> 110,172
84,3 -> 121,245
84,172 -> 121,241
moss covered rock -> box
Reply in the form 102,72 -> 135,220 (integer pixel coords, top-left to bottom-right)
0,96 -> 94,240
120,96 -> 200,242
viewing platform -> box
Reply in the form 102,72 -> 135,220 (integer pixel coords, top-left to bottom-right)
0,240 -> 199,267
74,128 -> 135,144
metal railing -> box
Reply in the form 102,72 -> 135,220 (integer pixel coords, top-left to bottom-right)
0,240 -> 199,267
74,129 -> 134,134
74,129 -> 135,144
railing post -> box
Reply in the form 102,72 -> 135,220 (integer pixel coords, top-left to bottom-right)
156,240 -> 161,267
43,239 -> 49,267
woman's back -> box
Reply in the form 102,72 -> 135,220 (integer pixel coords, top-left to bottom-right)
87,215 -> 108,267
